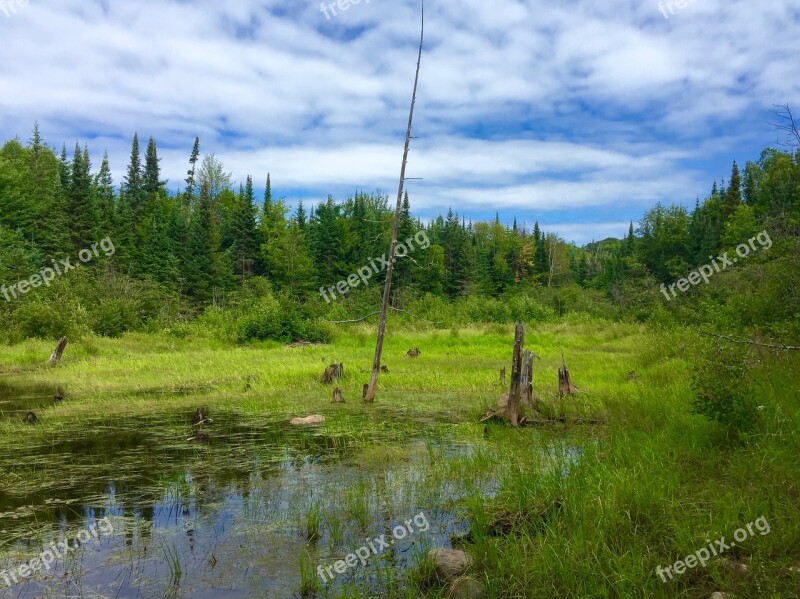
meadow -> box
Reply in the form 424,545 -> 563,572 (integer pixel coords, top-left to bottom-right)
0,320 -> 798,598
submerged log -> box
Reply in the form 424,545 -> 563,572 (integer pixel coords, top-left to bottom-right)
48,337 -> 68,367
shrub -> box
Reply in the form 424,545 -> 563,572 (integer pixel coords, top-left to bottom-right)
691,339 -> 758,436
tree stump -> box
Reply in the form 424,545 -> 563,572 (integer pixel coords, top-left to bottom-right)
499,368 -> 506,386
332,387 -> 345,403
322,363 -> 344,384
48,337 -> 68,367
504,323 -> 525,427
558,351 -> 579,397
192,407 -> 209,426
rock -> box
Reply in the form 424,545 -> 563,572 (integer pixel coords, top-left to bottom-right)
710,593 -> 731,599
447,576 -> 486,599
722,559 -> 749,576
290,415 -> 325,426
428,548 -> 472,584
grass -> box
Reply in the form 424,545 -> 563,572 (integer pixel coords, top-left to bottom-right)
0,321 -> 798,598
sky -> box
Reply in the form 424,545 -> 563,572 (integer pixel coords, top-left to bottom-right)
0,0 -> 798,244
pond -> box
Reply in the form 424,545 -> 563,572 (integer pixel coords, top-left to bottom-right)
0,407 -> 525,598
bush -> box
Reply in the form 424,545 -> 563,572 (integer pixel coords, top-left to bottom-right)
91,298 -> 141,337
691,339 -> 758,436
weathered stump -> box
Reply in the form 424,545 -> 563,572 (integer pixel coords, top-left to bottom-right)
192,407 -> 209,426
332,387 -> 345,403
322,363 -> 344,383
48,337 -> 68,367
558,351 -> 579,397
504,323 -> 525,427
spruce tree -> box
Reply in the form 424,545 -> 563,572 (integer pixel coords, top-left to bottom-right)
185,136 -> 200,203
725,160 -> 742,216
67,143 -> 95,247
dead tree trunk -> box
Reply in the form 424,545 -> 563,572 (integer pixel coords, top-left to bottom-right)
504,323 -> 525,426
558,351 -> 578,397
363,3 -> 424,403
48,337 -> 68,367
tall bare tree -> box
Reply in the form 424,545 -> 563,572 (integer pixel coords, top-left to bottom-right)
364,2 -> 424,403
770,103 -> 800,148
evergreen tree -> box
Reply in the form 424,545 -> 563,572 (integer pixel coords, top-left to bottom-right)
229,175 -> 259,278
143,136 -> 166,196
67,142 -> 96,247
121,133 -> 144,226
185,136 -> 200,203
95,152 -> 116,236
725,160 -> 742,216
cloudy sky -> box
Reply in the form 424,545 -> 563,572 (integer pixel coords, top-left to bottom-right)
0,0 -> 798,243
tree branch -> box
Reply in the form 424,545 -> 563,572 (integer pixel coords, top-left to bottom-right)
699,330 -> 800,351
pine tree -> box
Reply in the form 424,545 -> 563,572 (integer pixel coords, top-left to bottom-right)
95,152 -> 116,236
143,136 -> 166,196
122,133 -> 144,225
185,136 -> 200,203
230,175 -> 259,278
67,142 -> 96,247
185,181 -> 221,300
725,160 -> 742,216
296,200 -> 307,230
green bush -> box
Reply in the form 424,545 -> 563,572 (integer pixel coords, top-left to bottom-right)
691,339 -> 758,436
91,298 -> 141,337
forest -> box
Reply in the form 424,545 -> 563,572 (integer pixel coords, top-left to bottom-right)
2,126 -> 798,348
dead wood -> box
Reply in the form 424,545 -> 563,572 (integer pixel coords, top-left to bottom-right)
558,351 -> 579,397
48,337 -> 68,367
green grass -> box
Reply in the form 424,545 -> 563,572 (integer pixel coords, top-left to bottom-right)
0,321 -> 798,598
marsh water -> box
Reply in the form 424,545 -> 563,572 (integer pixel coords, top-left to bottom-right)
0,383 -> 576,598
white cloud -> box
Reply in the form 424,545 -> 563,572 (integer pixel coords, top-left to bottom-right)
0,0 -> 797,229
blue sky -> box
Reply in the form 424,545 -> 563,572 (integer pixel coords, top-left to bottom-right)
0,0 -> 798,244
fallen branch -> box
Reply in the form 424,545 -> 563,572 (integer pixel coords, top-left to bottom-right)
324,307 -> 442,325
699,330 -> 800,351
